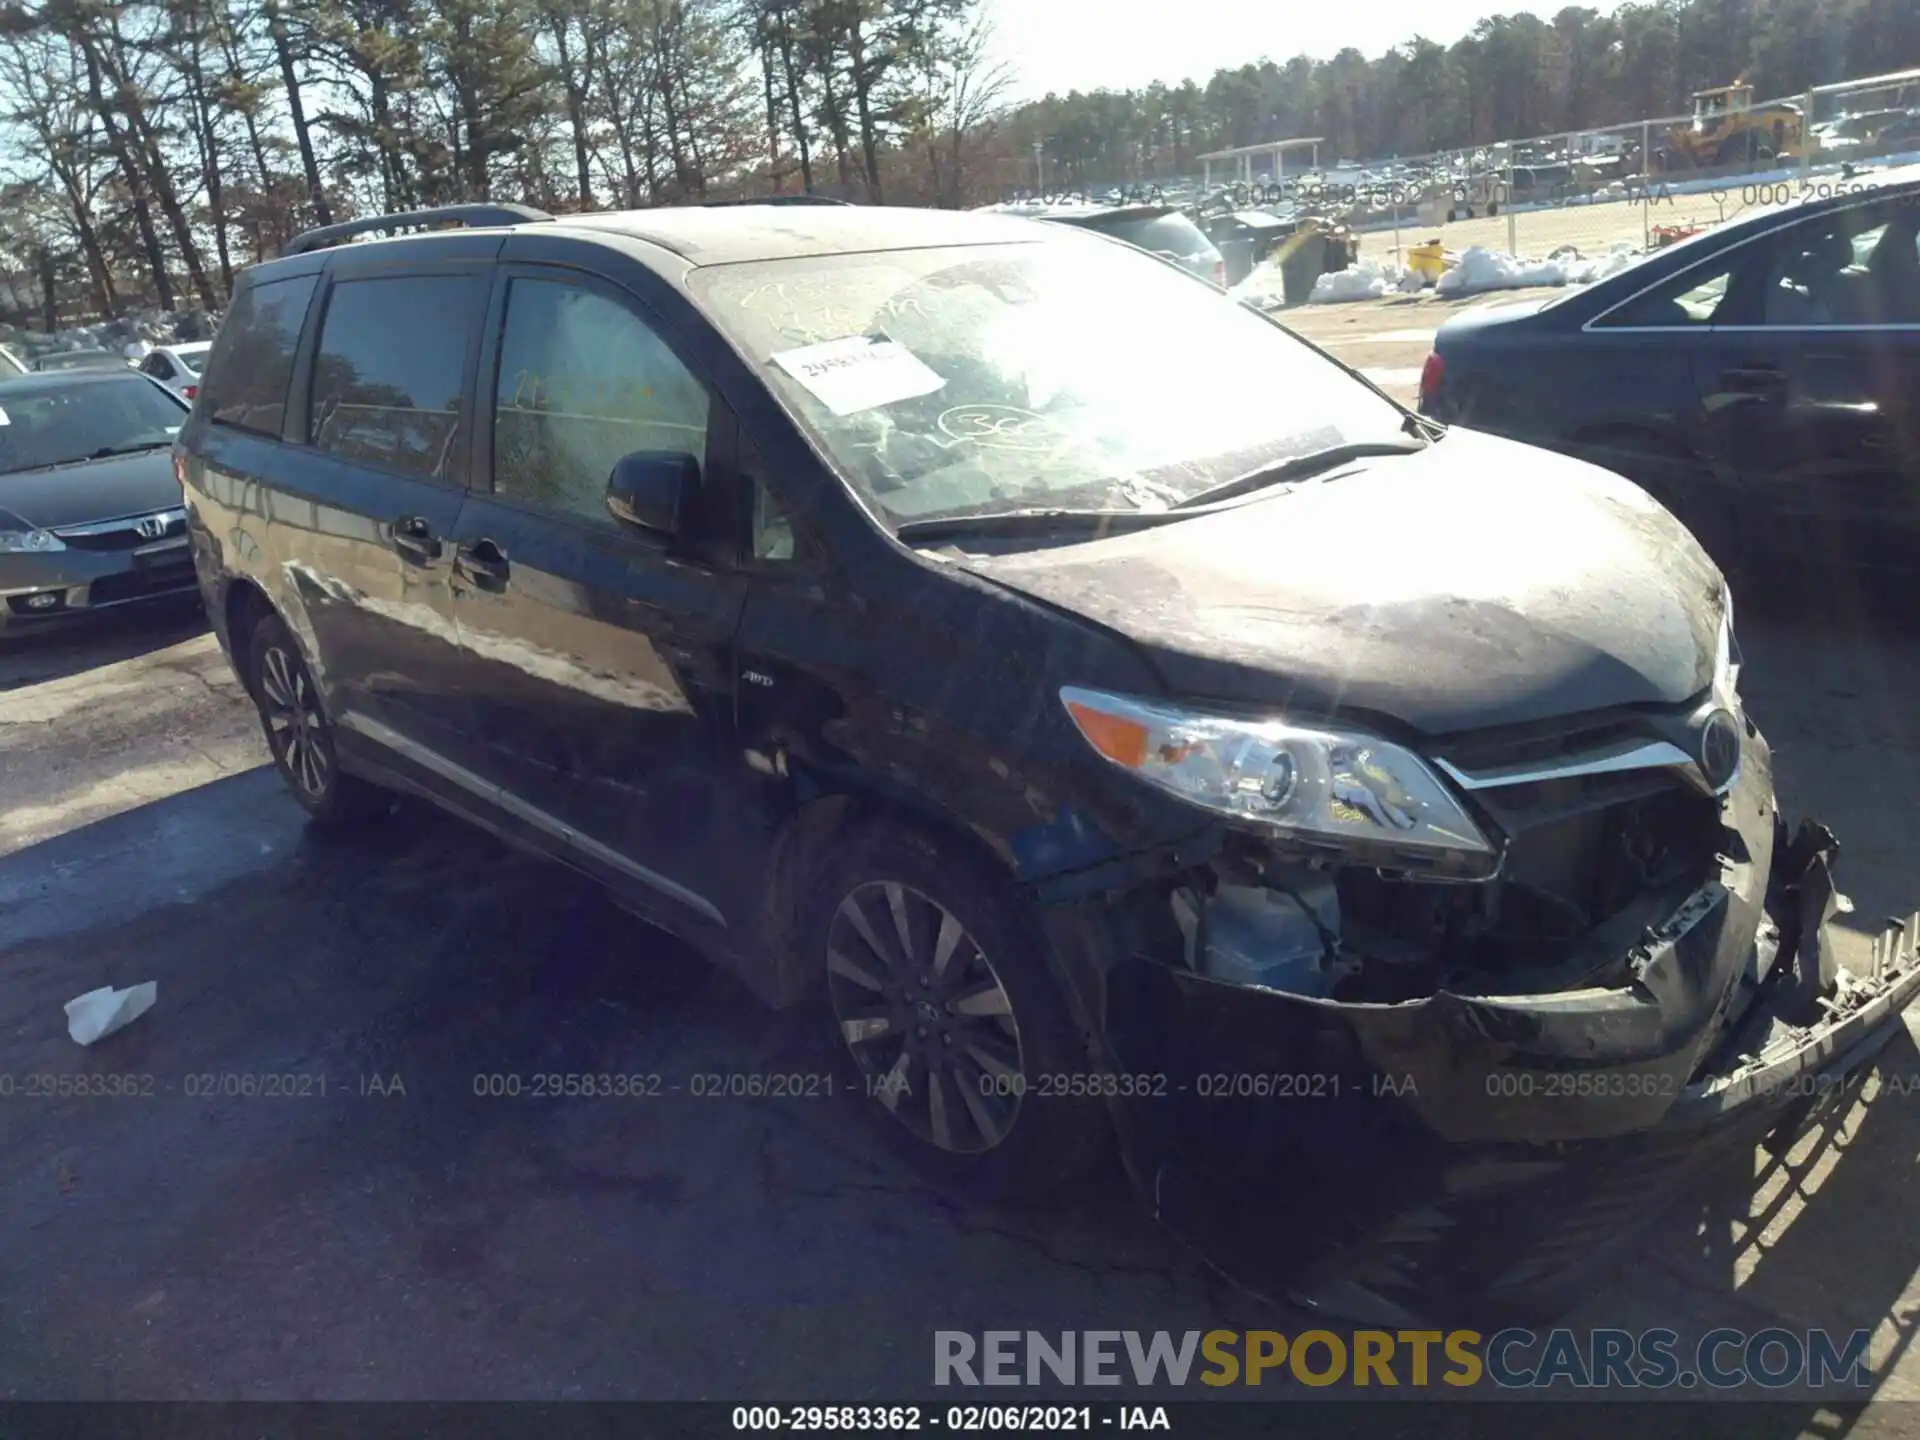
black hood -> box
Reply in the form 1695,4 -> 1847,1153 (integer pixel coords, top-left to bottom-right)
0,449 -> 181,531
956,427 -> 1726,737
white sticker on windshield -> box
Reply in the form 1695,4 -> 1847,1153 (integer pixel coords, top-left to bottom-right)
770,335 -> 945,417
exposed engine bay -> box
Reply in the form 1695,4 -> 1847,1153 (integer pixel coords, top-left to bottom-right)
1169,774 -> 1729,1004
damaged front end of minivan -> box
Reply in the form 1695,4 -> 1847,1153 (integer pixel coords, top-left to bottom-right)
1025,627 -> 1920,1326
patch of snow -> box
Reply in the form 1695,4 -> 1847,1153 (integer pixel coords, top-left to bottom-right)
1434,242 -> 1643,297
1309,261 -> 1405,303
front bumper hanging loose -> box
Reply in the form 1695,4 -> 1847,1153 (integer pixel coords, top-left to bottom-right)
1042,728 -> 1920,1325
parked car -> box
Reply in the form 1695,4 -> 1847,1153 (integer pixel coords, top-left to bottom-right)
178,201 -> 1918,1322
32,348 -> 131,374
0,371 -> 196,632
1418,179 -> 1920,599
136,341 -> 213,401
990,200 -> 1228,285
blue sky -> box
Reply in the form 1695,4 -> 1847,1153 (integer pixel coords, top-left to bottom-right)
985,0 -> 1631,102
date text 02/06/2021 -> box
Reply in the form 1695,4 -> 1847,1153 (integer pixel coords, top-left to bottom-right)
731,1405 -> 1169,1432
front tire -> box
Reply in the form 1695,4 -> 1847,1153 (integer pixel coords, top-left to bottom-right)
807,819 -> 1108,1200
245,613 -> 390,827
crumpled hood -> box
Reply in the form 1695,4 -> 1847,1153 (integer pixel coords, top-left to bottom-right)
957,427 -> 1726,736
0,449 -> 182,532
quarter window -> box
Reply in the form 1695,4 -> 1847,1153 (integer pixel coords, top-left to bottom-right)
199,273 -> 318,437
309,274 -> 484,481
491,278 -> 709,530
752,481 -> 796,562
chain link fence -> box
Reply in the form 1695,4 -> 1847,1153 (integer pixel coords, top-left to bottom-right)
1188,65 -> 1920,297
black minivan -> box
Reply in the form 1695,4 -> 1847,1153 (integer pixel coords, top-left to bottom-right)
179,202 -> 1918,1321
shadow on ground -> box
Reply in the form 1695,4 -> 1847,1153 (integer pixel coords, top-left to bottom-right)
0,598 -> 208,693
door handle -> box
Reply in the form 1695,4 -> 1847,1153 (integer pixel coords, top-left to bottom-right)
455,538 -> 511,590
392,514 -> 442,563
1721,365 -> 1786,393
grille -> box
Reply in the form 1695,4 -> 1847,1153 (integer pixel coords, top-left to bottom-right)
53,510 -> 187,552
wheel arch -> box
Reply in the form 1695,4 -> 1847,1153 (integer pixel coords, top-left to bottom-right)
222,577 -> 277,696
754,781 -> 1024,1010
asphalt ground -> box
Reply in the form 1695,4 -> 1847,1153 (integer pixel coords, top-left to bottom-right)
4,480 -> 1920,1425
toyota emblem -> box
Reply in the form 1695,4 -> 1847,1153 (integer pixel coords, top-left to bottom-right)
1697,707 -> 1742,791
136,514 -> 170,540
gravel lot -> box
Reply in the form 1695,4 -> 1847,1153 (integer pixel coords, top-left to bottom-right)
4,446 -> 1920,1417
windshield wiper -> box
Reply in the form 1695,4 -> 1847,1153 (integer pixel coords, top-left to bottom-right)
1169,438 -> 1427,511
895,507 -> 1185,544
86,440 -> 172,459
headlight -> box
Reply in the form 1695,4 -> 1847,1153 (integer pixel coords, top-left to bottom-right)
1060,686 -> 1498,877
0,527 -> 64,553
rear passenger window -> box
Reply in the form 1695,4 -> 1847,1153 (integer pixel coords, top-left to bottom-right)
491,278 -> 709,529
309,275 -> 483,481
200,273 -> 317,436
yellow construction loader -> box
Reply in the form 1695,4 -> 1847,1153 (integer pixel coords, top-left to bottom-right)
1649,79 -> 1806,171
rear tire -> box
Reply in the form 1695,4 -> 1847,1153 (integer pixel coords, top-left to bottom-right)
244,613 -> 391,828
804,818 -> 1109,1201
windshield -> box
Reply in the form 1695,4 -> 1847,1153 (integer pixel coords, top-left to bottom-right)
690,238 -> 1406,528
0,377 -> 187,475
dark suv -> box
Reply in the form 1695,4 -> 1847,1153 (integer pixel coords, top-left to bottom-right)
179,202 -> 1918,1322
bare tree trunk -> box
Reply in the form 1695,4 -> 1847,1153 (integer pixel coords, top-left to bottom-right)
80,45 -> 173,310
214,22 -> 277,190
602,81 -> 643,204
181,23 -> 234,295
264,0 -> 332,225
813,36 -> 854,188
549,14 -> 594,207
648,30 -> 690,194
675,63 -> 707,195
64,183 -> 118,313
107,46 -> 220,308
759,28 -> 783,190
36,246 -> 58,332
770,4 -> 812,191
845,18 -> 882,200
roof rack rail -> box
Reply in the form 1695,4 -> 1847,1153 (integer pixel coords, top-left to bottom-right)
281,203 -> 554,258
697,195 -> 854,207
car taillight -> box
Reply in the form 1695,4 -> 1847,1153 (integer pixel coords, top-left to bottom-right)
1212,260 -> 1228,287
183,384 -> 198,400
1418,351 -> 1445,408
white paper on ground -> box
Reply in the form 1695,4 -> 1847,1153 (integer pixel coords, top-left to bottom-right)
770,335 -> 945,417
65,982 -> 157,1046
0,406 -> 10,426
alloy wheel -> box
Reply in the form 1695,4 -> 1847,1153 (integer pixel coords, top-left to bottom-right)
826,880 -> 1024,1155
258,644 -> 330,800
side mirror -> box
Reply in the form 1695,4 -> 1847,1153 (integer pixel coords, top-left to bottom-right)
607,450 -> 699,535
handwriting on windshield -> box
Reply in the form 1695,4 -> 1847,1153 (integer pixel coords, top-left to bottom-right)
935,405 -> 1070,453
